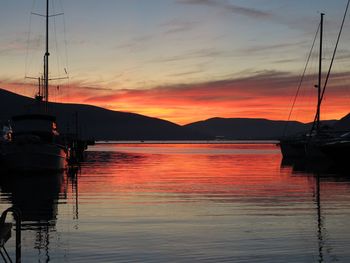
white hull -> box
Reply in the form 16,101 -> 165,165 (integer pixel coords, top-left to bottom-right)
1,142 -> 67,172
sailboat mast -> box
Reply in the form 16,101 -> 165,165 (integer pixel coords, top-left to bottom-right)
316,13 -> 324,132
44,0 -> 50,105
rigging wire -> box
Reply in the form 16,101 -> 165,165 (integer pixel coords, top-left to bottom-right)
52,0 -> 61,81
24,0 -> 38,97
309,0 -> 349,134
52,0 -> 61,104
26,0 -> 69,103
25,0 -> 37,78
59,0 -> 69,76
282,23 -> 320,137
319,0 -> 350,112
59,0 -> 70,102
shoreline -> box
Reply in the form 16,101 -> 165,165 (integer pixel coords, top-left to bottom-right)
94,140 -> 280,144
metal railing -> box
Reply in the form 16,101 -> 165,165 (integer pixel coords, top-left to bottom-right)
0,207 -> 21,263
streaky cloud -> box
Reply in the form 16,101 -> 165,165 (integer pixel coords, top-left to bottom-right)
177,0 -> 273,19
167,69 -> 204,77
161,19 -> 198,35
0,35 -> 43,55
150,47 -> 230,63
239,40 -> 308,54
82,86 -> 114,91
116,35 -> 154,51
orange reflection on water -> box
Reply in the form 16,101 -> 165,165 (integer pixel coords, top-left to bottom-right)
2,143 -> 350,262
80,143 -> 318,204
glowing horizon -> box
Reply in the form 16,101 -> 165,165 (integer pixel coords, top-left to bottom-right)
1,69 -> 349,125
1,0 -> 350,125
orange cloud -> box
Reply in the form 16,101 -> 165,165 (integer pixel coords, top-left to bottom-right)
1,70 -> 349,125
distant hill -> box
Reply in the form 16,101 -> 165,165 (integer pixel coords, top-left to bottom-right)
333,113 -> 350,131
0,89 -> 208,140
1,88 -> 346,141
184,117 -> 339,140
184,118 -> 305,140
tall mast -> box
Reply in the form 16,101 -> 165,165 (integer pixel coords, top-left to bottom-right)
44,0 -> 50,106
316,13 -> 324,132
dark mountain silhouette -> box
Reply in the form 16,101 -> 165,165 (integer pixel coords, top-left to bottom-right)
0,89 -> 208,140
185,117 -> 339,140
185,118 -> 305,140
1,89 -> 345,141
333,113 -> 350,131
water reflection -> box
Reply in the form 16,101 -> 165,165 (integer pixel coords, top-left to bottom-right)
0,169 -> 78,261
0,144 -> 349,262
280,158 -> 350,263
0,173 -> 63,227
281,157 -> 350,176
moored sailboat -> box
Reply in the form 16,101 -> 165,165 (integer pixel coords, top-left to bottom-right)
280,6 -> 350,163
0,0 -> 68,172
280,13 -> 328,160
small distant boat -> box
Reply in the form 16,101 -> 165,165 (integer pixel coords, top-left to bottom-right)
280,7 -> 350,163
0,0 -> 68,172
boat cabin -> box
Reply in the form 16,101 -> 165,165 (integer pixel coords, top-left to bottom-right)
11,114 -> 59,143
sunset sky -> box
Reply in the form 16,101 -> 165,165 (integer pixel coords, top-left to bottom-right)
1,0 -> 350,124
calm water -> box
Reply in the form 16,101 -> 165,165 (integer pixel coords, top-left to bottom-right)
1,143 -> 350,262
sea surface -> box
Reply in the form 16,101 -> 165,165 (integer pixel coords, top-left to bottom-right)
0,142 -> 350,262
